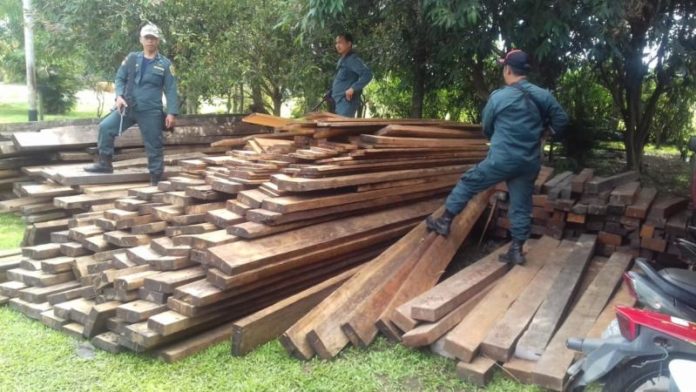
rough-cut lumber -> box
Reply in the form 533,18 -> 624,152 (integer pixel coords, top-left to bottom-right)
443,236 -> 559,363
514,235 -> 597,360
144,267 -> 206,294
211,225 -> 410,290
339,235 -> 436,348
54,191 -> 129,209
280,208 -> 441,361
585,282 -> 636,340
247,187 -> 448,226
407,245 -> 509,322
401,283 -> 495,347
456,357 -> 497,386
625,187 -> 658,219
480,239 -> 583,362
22,243 -> 61,260
531,252 -> 633,391
228,216 -> 337,239
272,165 -> 471,192
117,300 -> 168,323
83,301 -> 121,339
609,181 -> 640,205
570,168 -> 593,194
231,266 -> 358,356
18,281 -> 81,303
375,124 -> 482,139
311,191 -> 492,359
360,134 -> 487,148
381,189 -> 496,334
584,171 -> 639,194
209,199 -> 440,275
263,179 -> 455,214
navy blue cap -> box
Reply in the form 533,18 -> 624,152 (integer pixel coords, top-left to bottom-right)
498,49 -> 530,70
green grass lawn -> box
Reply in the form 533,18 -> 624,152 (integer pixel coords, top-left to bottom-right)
0,213 -> 537,392
0,213 -> 25,249
0,102 -> 96,124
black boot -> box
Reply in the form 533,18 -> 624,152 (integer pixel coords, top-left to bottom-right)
150,173 -> 162,186
426,209 -> 456,237
83,154 -> 113,173
499,239 -> 526,265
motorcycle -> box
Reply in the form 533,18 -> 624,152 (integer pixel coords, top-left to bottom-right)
566,305 -> 696,391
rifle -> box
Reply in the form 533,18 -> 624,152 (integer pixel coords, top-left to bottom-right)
116,53 -> 138,136
310,90 -> 334,113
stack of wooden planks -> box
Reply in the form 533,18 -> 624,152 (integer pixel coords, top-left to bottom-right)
490,168 -> 691,265
387,234 -> 635,391
0,114 -> 268,245
0,113 -> 490,362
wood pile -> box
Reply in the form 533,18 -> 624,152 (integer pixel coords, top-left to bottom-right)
0,113 -> 489,362
0,114 -> 267,245
490,168 -> 692,265
363,234 -> 633,391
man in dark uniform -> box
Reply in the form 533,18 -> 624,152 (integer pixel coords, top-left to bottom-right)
329,33 -> 373,117
85,23 -> 178,186
426,49 -> 569,265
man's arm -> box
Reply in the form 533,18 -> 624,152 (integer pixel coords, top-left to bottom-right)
544,94 -> 569,139
113,53 -> 131,109
481,95 -> 497,138
163,62 -> 179,116
347,56 -> 373,92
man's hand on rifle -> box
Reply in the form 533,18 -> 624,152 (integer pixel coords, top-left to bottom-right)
115,96 -> 128,112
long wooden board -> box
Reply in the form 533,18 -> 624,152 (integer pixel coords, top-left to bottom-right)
280,208 -> 442,360
231,267 -> 358,356
480,240 -> 579,362
514,234 -> 597,360
401,283 -> 495,347
272,165 -> 471,192
311,190 -> 492,358
531,252 -> 633,391
208,198 -> 441,275
406,245 -> 510,322
443,236 -> 560,363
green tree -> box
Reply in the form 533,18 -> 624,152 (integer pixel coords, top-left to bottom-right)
584,0 -> 696,169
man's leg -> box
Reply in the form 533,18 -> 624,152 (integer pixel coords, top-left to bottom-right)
334,97 -> 359,117
136,109 -> 165,185
499,166 -> 539,264
85,110 -> 136,173
427,159 -> 508,236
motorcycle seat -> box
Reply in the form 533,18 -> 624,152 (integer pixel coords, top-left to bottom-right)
661,268 -> 696,298
636,259 -> 696,305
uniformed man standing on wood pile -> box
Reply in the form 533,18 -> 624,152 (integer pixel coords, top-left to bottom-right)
426,49 -> 569,265
84,23 -> 179,186
329,33 -> 373,117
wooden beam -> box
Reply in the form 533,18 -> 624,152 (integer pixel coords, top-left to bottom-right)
231,266 -> 358,356
531,252 -> 633,391
209,199 -> 440,275
480,239 -> 583,362
443,236 -> 560,363
401,284 -> 494,347
271,165 -> 471,192
406,245 -> 509,322
514,235 -> 597,360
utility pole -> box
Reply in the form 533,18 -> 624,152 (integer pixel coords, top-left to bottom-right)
22,0 -> 38,121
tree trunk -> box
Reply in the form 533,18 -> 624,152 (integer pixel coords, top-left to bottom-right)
238,82 -> 245,114
410,65 -> 425,118
272,90 -> 282,116
250,82 -> 267,114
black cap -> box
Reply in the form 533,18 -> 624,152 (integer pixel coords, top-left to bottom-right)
498,49 -> 530,70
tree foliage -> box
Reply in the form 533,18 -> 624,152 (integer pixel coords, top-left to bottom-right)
1,0 -> 694,170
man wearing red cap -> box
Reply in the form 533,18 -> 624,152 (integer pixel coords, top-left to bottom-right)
426,49 -> 568,265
